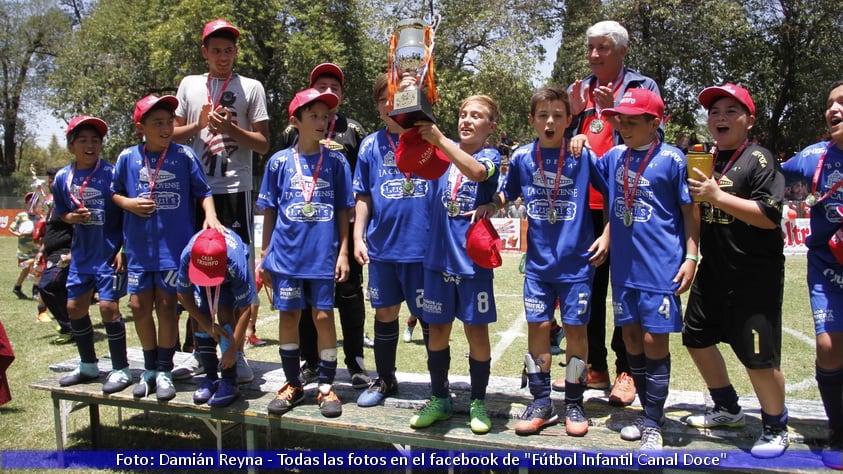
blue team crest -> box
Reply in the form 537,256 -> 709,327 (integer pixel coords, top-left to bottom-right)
825,170 -> 843,192
613,167 -> 650,187
613,198 -> 653,224
530,170 -> 573,189
139,168 -> 176,184
292,173 -> 330,191
383,149 -> 397,167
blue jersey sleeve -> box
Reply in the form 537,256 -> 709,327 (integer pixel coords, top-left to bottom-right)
257,151 -> 285,210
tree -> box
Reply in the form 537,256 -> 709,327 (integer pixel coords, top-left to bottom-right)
0,1 -> 70,176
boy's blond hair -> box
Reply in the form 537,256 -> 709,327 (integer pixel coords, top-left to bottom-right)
460,95 -> 500,124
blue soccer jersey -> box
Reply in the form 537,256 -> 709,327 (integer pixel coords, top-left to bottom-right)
594,141 -> 692,293
782,141 -> 843,287
424,145 -> 501,279
502,141 -> 597,283
112,143 -> 212,272
257,147 -> 354,279
53,160 -> 123,274
353,129 -> 432,263
177,228 -> 256,309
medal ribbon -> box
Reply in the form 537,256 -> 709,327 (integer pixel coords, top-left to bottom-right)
449,165 -> 464,212
205,74 -> 233,109
712,139 -> 749,186
142,142 -> 169,199
534,140 -> 566,219
293,144 -> 325,205
623,139 -> 660,214
204,285 -> 221,327
66,159 -> 101,208
808,142 -> 843,204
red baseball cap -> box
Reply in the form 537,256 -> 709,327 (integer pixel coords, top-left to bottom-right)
602,88 -> 665,119
309,63 -> 345,88
189,229 -> 228,286
465,218 -> 503,269
395,128 -> 450,180
66,115 -> 108,138
288,88 -> 340,117
202,18 -> 240,42
698,83 -> 756,115
133,94 -> 179,124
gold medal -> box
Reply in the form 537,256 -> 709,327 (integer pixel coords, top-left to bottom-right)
447,201 -> 460,217
805,193 -> 819,207
623,210 -> 633,227
590,118 -> 605,134
402,179 -> 414,195
548,208 -> 557,224
302,202 -> 315,217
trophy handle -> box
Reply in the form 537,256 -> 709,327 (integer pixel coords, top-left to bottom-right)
425,13 -> 441,31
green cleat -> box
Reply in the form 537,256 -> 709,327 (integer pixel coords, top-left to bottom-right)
410,396 -> 452,429
469,399 -> 491,434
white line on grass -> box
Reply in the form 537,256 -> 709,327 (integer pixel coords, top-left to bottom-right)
782,325 -> 817,394
490,312 -> 527,369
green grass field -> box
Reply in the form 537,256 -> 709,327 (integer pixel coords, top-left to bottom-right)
0,236 -> 821,454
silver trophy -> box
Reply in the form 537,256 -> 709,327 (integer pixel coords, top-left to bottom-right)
388,17 -> 440,129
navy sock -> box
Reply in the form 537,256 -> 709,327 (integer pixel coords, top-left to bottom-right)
565,377 -> 586,407
709,384 -> 741,414
626,352 -> 647,405
318,358 -> 338,386
817,366 -> 843,433
70,315 -> 96,363
469,357 -> 491,401
528,372 -> 552,405
761,407 -> 789,429
142,349 -> 157,371
427,347 -> 450,398
374,319 -> 399,380
644,354 -> 670,428
196,335 -> 219,380
103,318 -> 128,370
280,347 -> 302,387
156,346 -> 177,372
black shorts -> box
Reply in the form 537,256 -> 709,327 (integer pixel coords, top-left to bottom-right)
195,191 -> 253,245
682,265 -> 784,370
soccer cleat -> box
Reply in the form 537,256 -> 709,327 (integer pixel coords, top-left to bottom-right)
565,403 -> 589,436
551,368 -> 610,391
357,376 -> 398,407
350,371 -> 372,389
822,429 -> 843,470
750,424 -> 789,458
245,334 -> 266,347
639,426 -> 663,451
410,396 -> 453,429
133,370 -> 156,398
172,352 -> 202,380
317,388 -> 343,418
620,415 -> 665,441
37,310 -> 52,322
193,378 -> 218,404
209,378 -> 240,408
59,362 -> 99,386
51,332 -> 74,345
300,365 -> 318,384
608,372 -> 636,406
155,371 -> 176,401
685,405 -> 746,428
403,325 -> 415,343
470,399 -> 492,434
514,401 -> 559,436
102,367 -> 132,394
363,333 -> 375,348
13,288 -> 30,300
267,383 -> 304,415
235,352 -> 254,384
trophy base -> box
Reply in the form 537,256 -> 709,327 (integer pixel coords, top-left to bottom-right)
389,89 -> 435,129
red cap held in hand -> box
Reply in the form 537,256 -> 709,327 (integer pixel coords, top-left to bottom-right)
465,218 -> 503,269
395,128 -> 450,180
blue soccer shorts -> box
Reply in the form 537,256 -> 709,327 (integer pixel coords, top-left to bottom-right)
367,261 -> 424,316
612,286 -> 682,334
523,277 -> 591,325
67,268 -> 127,302
270,274 -> 334,311
422,269 -> 496,326
127,270 -> 179,296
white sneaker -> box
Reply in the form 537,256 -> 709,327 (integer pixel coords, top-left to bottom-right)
621,415 -> 665,441
751,425 -> 789,458
685,405 -> 745,428
172,352 -> 203,380
403,325 -> 415,343
236,352 -> 254,384
639,426 -> 663,451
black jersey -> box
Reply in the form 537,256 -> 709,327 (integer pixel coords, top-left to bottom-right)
699,144 -> 785,274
